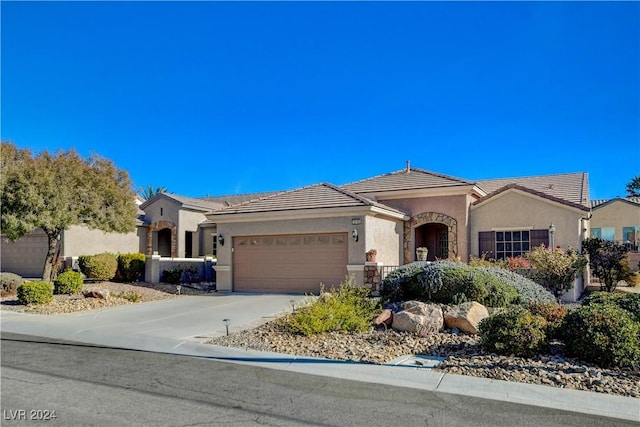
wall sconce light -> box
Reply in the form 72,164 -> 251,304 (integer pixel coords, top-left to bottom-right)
218,233 -> 225,246
548,224 -> 556,248
352,228 -> 359,242
223,318 -> 230,336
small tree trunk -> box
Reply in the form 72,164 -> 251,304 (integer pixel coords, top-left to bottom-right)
42,230 -> 61,282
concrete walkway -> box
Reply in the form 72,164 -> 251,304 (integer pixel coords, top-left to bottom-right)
1,294 -> 638,422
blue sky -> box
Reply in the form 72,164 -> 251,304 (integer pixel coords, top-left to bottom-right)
2,1 -> 638,200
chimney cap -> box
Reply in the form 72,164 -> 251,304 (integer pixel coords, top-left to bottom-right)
406,160 -> 411,173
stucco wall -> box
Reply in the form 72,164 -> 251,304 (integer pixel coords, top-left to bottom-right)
470,191 -> 587,256
364,215 -> 402,266
0,229 -> 48,277
591,201 -> 640,242
379,194 -> 470,261
62,225 -> 143,257
177,210 -> 207,257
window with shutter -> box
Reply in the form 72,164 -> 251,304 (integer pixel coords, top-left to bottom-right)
478,231 -> 495,259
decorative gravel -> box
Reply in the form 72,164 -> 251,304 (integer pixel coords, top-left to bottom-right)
208,318 -> 640,399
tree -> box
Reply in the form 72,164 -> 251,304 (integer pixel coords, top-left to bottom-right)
1,142 -> 137,282
526,244 -> 587,301
138,185 -> 167,200
626,176 -> 640,197
582,238 -> 630,292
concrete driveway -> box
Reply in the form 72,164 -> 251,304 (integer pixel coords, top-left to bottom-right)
0,293 -> 307,350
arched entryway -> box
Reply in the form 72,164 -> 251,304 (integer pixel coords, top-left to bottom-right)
146,221 -> 177,257
403,212 -> 458,263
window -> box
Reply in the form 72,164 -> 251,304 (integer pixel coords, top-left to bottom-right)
479,229 -> 547,260
591,227 -> 615,241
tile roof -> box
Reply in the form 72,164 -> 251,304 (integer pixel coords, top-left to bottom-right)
140,193 -> 224,211
341,167 -> 475,194
472,184 -> 591,212
476,172 -> 589,207
591,196 -> 640,209
200,191 -> 279,207
210,183 -> 407,216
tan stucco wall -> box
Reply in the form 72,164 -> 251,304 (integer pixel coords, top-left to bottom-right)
379,194 -> 471,261
0,229 -> 48,277
591,201 -> 640,242
214,215 -> 392,291
364,215 -> 402,266
470,191 -> 587,256
61,225 -> 143,257
177,209 -> 207,257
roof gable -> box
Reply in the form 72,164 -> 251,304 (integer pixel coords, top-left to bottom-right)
341,167 -> 474,194
140,193 -> 223,212
472,184 -> 590,212
210,182 -> 407,216
592,196 -> 640,210
476,172 -> 589,207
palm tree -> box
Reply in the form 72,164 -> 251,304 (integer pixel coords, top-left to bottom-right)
139,185 -> 167,200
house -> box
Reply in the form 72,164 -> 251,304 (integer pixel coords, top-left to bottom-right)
590,196 -> 640,271
208,164 -> 593,300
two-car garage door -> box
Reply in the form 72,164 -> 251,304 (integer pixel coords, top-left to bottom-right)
233,233 -> 348,293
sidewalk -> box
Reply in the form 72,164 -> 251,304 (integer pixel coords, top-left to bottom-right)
1,295 -> 638,422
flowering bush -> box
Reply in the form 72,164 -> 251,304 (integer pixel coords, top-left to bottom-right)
507,256 -> 531,270
526,245 -> 587,301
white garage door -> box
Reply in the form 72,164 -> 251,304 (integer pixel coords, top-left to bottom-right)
0,230 -> 47,278
233,233 -> 348,293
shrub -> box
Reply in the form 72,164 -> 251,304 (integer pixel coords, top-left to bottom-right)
0,272 -> 23,297
114,292 -> 143,303
117,253 -> 146,282
17,281 -> 53,305
286,276 -> 379,336
582,292 -> 640,322
482,267 -> 557,305
582,238 -> 630,292
380,262 -> 429,303
562,303 -> 640,368
53,270 -> 83,295
527,302 -> 567,339
79,253 -> 118,280
478,307 -> 549,358
527,245 -> 587,301
162,268 -> 183,284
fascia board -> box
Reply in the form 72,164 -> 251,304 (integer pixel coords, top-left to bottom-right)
371,185 -> 475,200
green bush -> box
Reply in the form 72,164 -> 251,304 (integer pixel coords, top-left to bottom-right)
481,267 -> 557,305
117,253 -> 146,282
17,281 -> 53,305
527,302 -> 567,339
114,292 -> 143,303
79,253 -> 118,280
582,292 -> 640,322
53,270 -> 83,295
562,303 -> 640,368
380,262 -> 429,303
478,307 -> 549,358
0,272 -> 23,297
286,276 -> 379,336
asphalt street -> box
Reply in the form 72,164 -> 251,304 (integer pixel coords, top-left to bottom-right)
2,332 -> 636,427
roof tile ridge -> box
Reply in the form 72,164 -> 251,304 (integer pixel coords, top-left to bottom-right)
324,182 -> 407,214
340,169 -> 406,187
407,167 -> 475,185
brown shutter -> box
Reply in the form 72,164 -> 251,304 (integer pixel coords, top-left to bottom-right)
478,231 -> 495,259
530,229 -> 549,250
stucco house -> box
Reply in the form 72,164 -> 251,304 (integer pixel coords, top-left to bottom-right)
590,196 -> 640,271
208,165 -> 594,299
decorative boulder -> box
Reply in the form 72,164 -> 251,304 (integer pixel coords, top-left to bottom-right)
444,301 -> 489,335
83,289 -> 110,300
392,303 -> 443,336
401,300 -> 438,316
374,309 -> 393,328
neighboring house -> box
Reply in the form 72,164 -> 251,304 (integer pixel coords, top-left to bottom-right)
209,165 -> 593,300
1,200 -> 148,278
590,196 -> 640,271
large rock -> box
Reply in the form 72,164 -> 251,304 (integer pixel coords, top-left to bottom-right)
401,300 -> 438,316
83,289 -> 110,300
444,301 -> 489,335
392,303 -> 443,336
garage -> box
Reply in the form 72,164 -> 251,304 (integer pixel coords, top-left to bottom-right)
0,229 -> 47,278
233,233 -> 348,293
